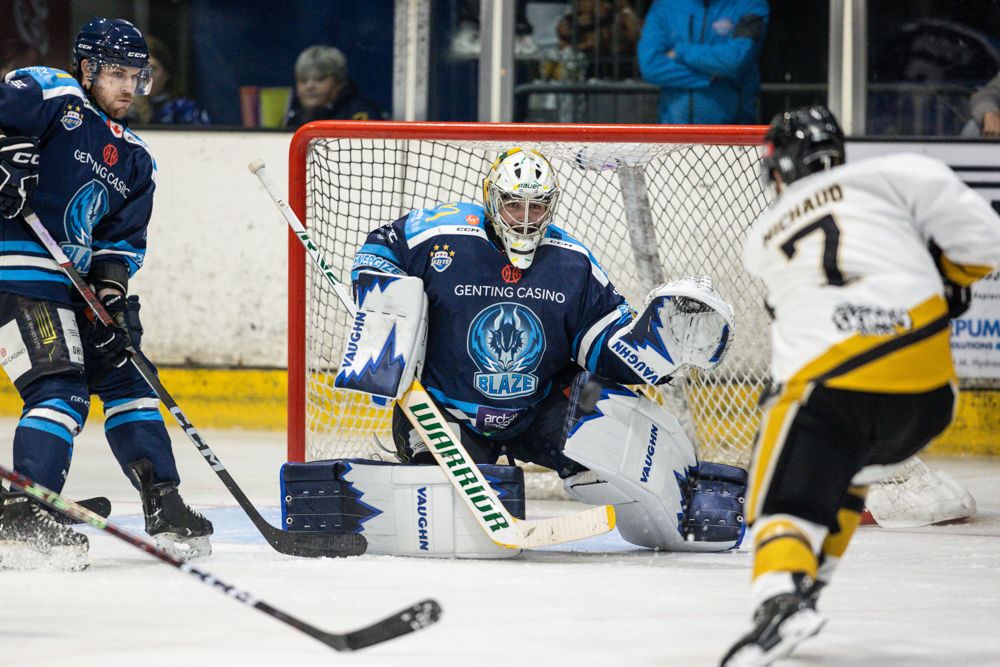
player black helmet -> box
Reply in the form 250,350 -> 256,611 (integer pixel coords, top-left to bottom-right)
74,18 -> 152,94
761,105 -> 845,188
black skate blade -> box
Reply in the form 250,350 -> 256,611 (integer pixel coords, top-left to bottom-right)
54,496 -> 112,525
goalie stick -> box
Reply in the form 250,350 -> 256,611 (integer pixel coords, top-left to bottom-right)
249,159 -> 615,549
0,462 -> 440,651
18,204 -> 366,560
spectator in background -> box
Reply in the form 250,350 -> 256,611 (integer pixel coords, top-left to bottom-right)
285,45 -> 383,129
969,71 -> 1000,137
556,0 -> 640,79
638,0 -> 769,124
128,35 -> 209,125
452,0 -> 538,59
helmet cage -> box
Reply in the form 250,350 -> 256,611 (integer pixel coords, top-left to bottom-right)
483,148 -> 561,270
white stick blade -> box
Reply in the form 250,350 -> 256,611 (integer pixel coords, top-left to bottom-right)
507,505 -> 615,549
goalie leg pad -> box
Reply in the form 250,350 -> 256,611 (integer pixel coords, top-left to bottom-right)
683,462 -> 747,546
335,271 -> 428,400
562,373 -> 740,551
280,459 -> 524,558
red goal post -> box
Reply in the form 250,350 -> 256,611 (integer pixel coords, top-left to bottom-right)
287,121 -> 769,474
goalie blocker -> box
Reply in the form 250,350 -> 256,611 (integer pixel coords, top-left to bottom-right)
335,271 -> 427,400
563,373 -> 746,551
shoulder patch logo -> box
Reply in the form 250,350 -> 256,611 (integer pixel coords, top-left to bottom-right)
465,214 -> 480,226
61,104 -> 84,131
429,244 -> 455,272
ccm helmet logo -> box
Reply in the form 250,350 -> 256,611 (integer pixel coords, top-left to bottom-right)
13,152 -> 39,166
126,51 -> 146,58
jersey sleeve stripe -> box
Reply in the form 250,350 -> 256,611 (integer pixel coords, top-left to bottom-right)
0,269 -> 72,285
40,84 -> 86,102
406,224 -> 486,249
356,243 -> 400,263
0,255 -> 61,271
575,309 -> 626,369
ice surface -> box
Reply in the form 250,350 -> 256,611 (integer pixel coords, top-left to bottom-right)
2,419 -> 998,666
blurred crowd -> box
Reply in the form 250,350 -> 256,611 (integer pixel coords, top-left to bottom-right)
2,0 -> 998,136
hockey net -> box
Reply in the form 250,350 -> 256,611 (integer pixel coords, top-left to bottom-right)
287,122 -> 772,496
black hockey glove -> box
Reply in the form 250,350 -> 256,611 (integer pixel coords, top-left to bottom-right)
0,135 -> 40,219
83,294 -> 143,369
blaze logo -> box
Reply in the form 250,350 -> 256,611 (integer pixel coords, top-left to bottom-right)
468,302 -> 545,400
102,144 -> 118,166
501,264 -> 522,284
466,214 -> 479,225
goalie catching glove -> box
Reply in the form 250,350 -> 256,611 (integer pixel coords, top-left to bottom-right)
608,275 -> 735,384
0,135 -> 40,219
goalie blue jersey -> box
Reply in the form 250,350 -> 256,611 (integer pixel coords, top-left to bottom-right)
352,201 -> 648,438
0,67 -> 155,304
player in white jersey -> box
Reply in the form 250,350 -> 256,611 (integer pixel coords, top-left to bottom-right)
720,105 -> 1000,667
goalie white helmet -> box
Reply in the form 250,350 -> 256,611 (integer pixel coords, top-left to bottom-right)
482,148 -> 561,270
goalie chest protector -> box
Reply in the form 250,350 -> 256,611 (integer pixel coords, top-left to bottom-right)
280,459 -> 525,558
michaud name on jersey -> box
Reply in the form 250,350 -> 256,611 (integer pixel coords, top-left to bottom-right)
762,183 -> 843,244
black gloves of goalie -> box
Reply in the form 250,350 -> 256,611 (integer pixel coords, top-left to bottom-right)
0,135 -> 40,219
83,293 -> 144,369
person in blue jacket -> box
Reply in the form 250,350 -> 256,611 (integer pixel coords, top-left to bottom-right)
0,18 -> 211,570
638,0 -> 769,124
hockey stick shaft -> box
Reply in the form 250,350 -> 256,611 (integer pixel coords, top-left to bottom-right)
250,160 -> 615,548
19,205 -> 365,559
0,463 -> 439,651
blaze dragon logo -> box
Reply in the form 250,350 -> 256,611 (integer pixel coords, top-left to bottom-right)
62,179 -> 109,273
467,302 -> 545,399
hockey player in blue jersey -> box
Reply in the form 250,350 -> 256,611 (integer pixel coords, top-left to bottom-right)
0,18 -> 211,570
344,147 -> 748,554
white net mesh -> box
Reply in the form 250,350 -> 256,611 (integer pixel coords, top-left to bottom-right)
292,133 -> 772,489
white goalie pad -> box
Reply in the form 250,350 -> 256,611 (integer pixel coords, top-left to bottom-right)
858,457 -> 976,528
282,460 -> 522,558
334,271 -> 428,400
607,275 -> 735,384
561,375 -> 739,552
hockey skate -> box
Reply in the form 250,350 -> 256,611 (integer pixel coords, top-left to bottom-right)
720,581 -> 826,667
130,459 -> 213,561
0,492 -> 89,571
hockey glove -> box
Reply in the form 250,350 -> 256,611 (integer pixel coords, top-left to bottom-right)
0,135 -> 40,219
83,294 -> 143,369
